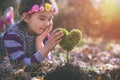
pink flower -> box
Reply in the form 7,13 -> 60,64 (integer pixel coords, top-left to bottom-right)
39,6 -> 44,11
51,6 -> 58,14
27,3 -> 58,15
28,5 -> 40,14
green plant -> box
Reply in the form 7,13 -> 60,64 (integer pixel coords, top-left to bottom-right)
59,28 -> 82,63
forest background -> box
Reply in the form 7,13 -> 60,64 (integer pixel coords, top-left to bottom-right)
1,0 -> 120,39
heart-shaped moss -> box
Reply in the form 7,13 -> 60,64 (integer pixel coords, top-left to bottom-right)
59,28 -> 82,51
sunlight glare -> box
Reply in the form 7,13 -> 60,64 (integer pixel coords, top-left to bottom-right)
91,0 -> 101,10
100,0 -> 117,23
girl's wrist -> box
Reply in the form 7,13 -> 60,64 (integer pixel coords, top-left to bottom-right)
36,41 -> 44,51
36,37 -> 43,43
38,46 -> 49,58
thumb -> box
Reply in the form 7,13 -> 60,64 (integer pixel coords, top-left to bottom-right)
41,25 -> 53,38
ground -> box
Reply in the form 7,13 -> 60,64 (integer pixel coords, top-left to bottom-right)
0,37 -> 120,80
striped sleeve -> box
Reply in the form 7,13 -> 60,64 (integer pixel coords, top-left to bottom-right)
4,32 -> 44,65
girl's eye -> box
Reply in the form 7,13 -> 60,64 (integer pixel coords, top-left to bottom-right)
39,18 -> 45,21
48,18 -> 53,21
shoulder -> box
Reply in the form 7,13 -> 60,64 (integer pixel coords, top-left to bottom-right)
4,32 -> 19,39
7,23 -> 18,32
4,32 -> 23,45
6,21 -> 24,38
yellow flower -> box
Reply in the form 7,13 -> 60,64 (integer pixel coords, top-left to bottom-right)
45,3 -> 51,11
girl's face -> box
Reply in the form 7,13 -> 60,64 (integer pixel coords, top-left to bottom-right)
24,11 -> 53,35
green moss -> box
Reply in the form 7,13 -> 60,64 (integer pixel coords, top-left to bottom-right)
59,28 -> 82,51
59,28 -> 68,47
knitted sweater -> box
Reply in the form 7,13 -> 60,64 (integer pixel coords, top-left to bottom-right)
4,21 -> 45,65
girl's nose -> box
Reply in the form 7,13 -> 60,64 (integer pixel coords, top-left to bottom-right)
44,21 -> 49,27
44,20 -> 52,28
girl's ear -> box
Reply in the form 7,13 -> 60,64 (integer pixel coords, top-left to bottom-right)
21,12 -> 29,22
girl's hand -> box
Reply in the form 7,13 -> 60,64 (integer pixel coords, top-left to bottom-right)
44,28 -> 64,51
36,24 -> 53,50
36,28 -> 64,58
36,24 -> 53,42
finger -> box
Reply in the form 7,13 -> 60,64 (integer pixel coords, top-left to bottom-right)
54,33 -> 63,41
51,28 -> 61,35
52,30 -> 63,39
40,27 -> 50,39
51,32 -> 63,43
53,38 -> 62,45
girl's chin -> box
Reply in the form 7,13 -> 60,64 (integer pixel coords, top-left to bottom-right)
29,32 -> 41,35
35,30 -> 44,35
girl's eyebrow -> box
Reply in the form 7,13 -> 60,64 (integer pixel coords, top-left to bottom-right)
39,14 -> 53,18
39,15 -> 46,17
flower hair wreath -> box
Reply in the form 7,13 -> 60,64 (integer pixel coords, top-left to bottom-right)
28,3 -> 58,15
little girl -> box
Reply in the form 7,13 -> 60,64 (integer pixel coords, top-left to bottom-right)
3,0 -> 63,66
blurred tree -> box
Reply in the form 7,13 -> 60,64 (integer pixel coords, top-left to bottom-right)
55,0 -> 120,39
70,0 -> 102,37
55,0 -> 101,37
0,0 -> 16,16
99,0 -> 120,39
0,0 -> 20,21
